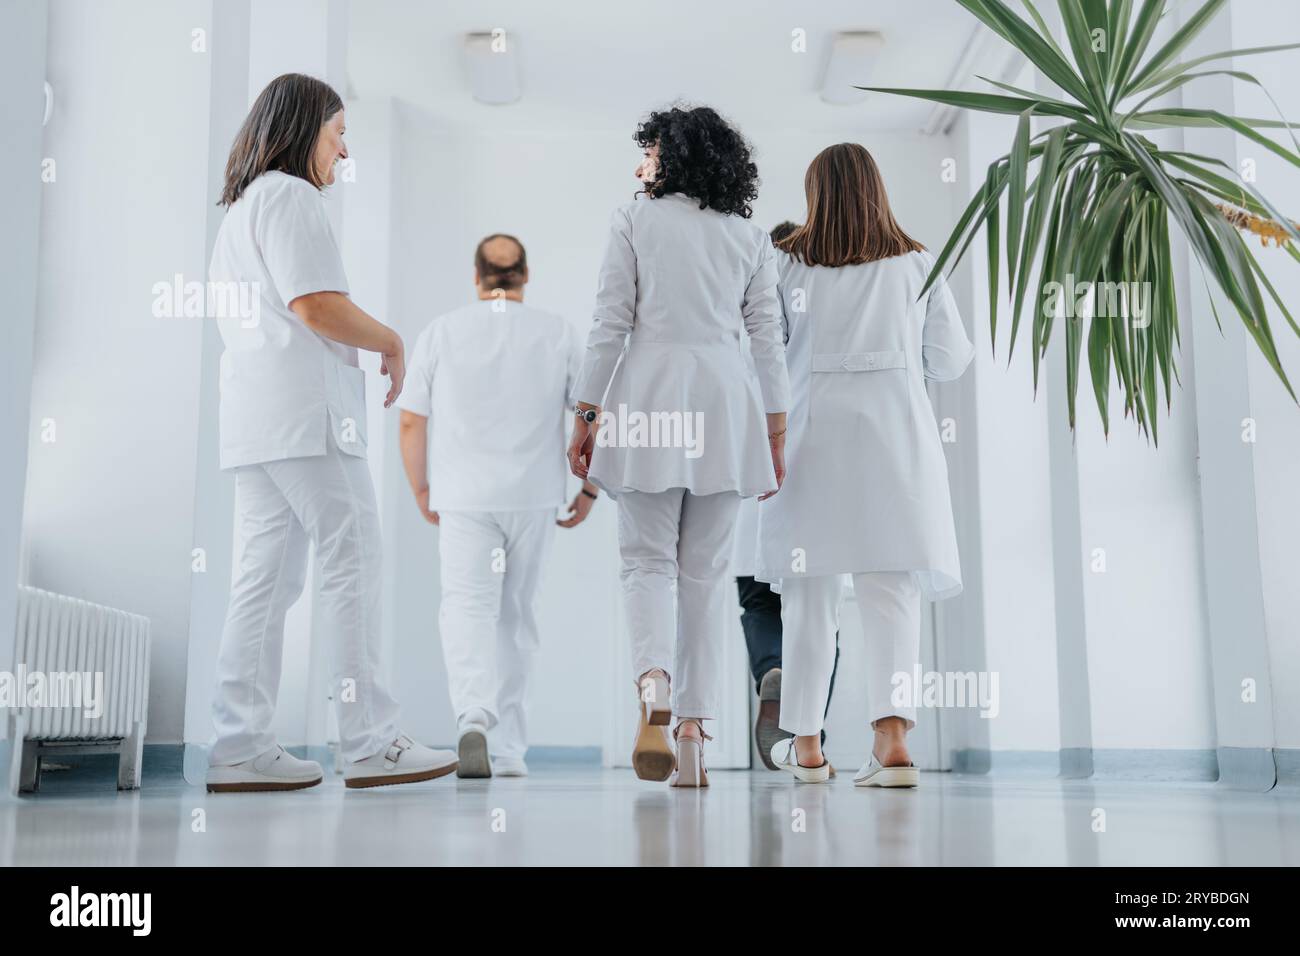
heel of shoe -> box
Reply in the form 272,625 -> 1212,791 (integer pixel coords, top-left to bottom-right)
670,738 -> 708,788
632,697 -> 675,782
640,673 -> 671,726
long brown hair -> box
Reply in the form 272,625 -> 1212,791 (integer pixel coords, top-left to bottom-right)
778,143 -> 923,266
219,73 -> 343,206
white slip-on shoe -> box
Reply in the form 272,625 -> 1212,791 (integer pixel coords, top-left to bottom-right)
769,738 -> 831,784
457,722 -> 492,779
343,734 -> 458,789
491,755 -> 528,777
207,745 -> 323,793
853,754 -> 919,789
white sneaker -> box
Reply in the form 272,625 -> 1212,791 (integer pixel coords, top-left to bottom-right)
492,755 -> 528,777
343,734 -> 458,789
206,745 -> 323,793
853,754 -> 919,788
457,722 -> 492,779
770,738 -> 831,783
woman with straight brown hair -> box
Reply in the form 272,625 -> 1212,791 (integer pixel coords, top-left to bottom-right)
755,142 -> 974,788
206,73 -> 458,792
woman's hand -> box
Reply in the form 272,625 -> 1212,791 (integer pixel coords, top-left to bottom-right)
415,487 -> 439,525
381,335 -> 405,408
567,410 -> 598,479
759,412 -> 787,501
557,484 -> 598,528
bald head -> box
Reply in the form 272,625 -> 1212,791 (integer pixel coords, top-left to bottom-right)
474,233 -> 528,296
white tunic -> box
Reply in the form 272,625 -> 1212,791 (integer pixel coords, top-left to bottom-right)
755,250 -> 974,600
573,192 -> 791,499
396,300 -> 579,512
210,171 -> 364,470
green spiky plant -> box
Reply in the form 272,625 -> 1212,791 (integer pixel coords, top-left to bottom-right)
864,0 -> 1300,441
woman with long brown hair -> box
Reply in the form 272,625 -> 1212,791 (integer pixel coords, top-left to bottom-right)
756,142 -> 973,788
206,73 -> 457,791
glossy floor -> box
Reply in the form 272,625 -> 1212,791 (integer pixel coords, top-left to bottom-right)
3,767 -> 1298,866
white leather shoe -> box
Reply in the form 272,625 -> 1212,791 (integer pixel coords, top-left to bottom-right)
457,722 -> 492,778
207,745 -> 322,793
770,738 -> 831,783
343,734 -> 458,789
853,754 -> 919,788
491,755 -> 528,777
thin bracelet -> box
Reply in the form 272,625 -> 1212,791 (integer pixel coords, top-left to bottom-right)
768,428 -> 787,439
581,488 -> 598,500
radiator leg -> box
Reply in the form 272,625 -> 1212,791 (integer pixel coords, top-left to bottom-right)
18,740 -> 40,793
118,722 -> 145,790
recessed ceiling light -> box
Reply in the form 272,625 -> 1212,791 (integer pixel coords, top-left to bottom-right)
463,31 -> 521,106
821,31 -> 884,105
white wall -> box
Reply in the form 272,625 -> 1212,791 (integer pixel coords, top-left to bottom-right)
1228,1 -> 1300,751
0,0 -> 48,788
24,0 -> 212,743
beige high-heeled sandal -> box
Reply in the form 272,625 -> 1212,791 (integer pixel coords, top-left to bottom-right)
632,672 -> 674,781
669,719 -> 712,789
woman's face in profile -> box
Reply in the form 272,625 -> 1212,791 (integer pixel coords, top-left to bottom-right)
315,109 -> 348,186
635,142 -> 660,185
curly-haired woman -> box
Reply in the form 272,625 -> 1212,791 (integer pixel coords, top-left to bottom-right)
567,105 -> 790,787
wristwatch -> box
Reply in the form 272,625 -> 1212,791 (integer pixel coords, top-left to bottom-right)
574,404 -> 599,424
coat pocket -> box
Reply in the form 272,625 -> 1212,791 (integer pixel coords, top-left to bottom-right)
331,362 -> 369,456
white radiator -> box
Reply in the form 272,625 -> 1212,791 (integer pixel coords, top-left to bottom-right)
11,585 -> 151,792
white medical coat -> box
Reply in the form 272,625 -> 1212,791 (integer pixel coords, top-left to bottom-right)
755,250 -> 974,600
210,171 -> 364,470
573,192 -> 791,499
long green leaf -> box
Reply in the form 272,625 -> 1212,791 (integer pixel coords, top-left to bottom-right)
1006,108 -> 1034,296
1133,42 -> 1300,94
1124,0 -> 1228,96
1109,0 -> 1165,106
956,0 -> 1098,107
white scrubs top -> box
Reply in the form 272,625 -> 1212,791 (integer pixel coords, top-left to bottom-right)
573,192 -> 791,499
396,300 -> 579,512
755,250 -> 974,600
210,171 -> 364,470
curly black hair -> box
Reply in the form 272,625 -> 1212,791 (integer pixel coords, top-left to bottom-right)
635,105 -> 759,218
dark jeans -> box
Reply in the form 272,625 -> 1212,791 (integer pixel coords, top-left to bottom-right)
736,576 -> 840,742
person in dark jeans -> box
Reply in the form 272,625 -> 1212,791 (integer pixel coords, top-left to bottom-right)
738,576 -> 839,769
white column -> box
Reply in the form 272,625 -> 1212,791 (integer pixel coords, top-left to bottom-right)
182,0 -> 252,782
1180,3 -> 1280,790
0,0 -> 48,797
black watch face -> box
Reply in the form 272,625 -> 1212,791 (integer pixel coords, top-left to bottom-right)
583,409 -> 597,423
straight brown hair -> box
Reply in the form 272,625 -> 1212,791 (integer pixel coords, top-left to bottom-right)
219,73 -> 343,207
778,143 -> 923,267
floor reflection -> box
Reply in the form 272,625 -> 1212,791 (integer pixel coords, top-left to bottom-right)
3,767 -> 1297,866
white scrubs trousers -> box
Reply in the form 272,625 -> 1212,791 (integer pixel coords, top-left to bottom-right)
437,509 -> 555,760
211,435 -> 401,766
616,488 -> 742,720
779,571 -> 921,737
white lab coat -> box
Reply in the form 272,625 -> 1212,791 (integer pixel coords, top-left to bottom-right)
396,300 -> 579,511
755,250 -> 974,600
210,171 -> 366,470
573,192 -> 791,498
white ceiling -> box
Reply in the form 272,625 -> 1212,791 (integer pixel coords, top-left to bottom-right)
347,0 -> 994,134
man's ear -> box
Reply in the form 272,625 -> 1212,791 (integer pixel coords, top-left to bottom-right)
521,267 -> 530,286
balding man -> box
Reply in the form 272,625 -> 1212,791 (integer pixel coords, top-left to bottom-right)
397,234 -> 599,777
